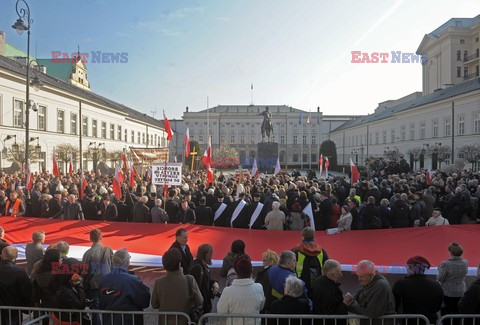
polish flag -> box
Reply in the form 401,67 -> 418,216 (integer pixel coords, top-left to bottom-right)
25,163 -> 33,192
122,152 -> 129,173
68,155 -> 73,176
113,165 -> 123,199
325,157 -> 330,178
129,164 -> 137,187
426,170 -> 432,186
307,114 -> 311,124
350,158 -> 360,186
184,127 -> 190,158
201,136 -> 212,166
53,153 -> 60,177
207,163 -> 214,184
80,173 -> 88,199
163,111 -> 173,141
251,158 -> 259,178
319,154 -> 323,176
274,157 -> 281,175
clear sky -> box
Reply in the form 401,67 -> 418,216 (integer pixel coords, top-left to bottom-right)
1,0 -> 479,119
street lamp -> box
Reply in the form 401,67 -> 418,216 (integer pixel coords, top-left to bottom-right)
12,0 -> 43,166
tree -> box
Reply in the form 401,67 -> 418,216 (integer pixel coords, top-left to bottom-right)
107,150 -> 123,166
428,144 -> 451,168
458,144 -> 480,170
214,142 -> 239,168
383,149 -> 400,161
3,143 -> 43,165
406,147 -> 422,170
185,140 -> 200,170
55,144 -> 78,171
319,140 -> 338,168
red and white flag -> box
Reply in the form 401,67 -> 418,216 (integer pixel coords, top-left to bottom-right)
207,163 -> 214,184
184,127 -> 190,158
113,165 -> 123,199
129,163 -> 137,187
251,158 -> 259,178
274,157 -> 281,175
163,111 -> 173,141
68,155 -> 73,176
80,173 -> 88,199
350,158 -> 360,186
319,154 -> 323,176
325,157 -> 330,178
25,163 -> 33,192
426,170 -> 432,186
201,136 -> 212,166
307,114 -> 311,125
121,151 -> 129,173
52,152 -> 60,177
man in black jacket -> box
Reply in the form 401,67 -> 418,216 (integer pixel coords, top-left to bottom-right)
165,190 -> 179,223
169,228 -> 193,275
98,196 -> 118,221
458,262 -> 480,314
132,196 -> 151,223
81,194 -> 99,220
312,259 -> 348,325
59,194 -> 84,220
317,192 -> 332,230
392,256 -> 443,324
195,197 -> 213,225
361,196 -> 381,229
0,246 -> 33,324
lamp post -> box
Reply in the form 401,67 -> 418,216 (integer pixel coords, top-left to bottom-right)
12,0 -> 43,166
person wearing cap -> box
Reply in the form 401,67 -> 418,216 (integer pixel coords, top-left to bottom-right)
217,258 -> 265,324
392,256 -> 443,324
194,196 -> 213,226
425,208 -> 449,226
99,248 -> 151,325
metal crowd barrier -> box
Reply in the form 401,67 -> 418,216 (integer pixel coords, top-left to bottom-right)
198,313 -> 431,325
438,315 -> 480,325
0,306 -> 192,325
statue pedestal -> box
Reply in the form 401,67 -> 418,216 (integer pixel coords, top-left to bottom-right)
257,142 -> 278,174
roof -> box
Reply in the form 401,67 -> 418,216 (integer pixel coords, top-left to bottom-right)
197,105 -> 310,114
36,59 -> 74,82
0,55 -> 165,129
5,43 -> 35,61
331,77 -> 480,133
428,14 -> 480,38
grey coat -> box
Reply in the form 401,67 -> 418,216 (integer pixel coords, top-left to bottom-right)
348,273 -> 396,325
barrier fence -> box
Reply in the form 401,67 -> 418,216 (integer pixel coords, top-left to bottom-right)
0,306 -> 191,325
0,307 -> 479,325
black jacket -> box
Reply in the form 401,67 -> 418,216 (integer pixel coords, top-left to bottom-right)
165,199 -> 180,223
269,295 -> 311,325
176,207 -> 196,224
312,275 -> 348,325
391,200 -> 411,228
132,202 -> 151,223
318,199 -> 332,230
392,274 -> 443,323
0,260 -> 32,307
81,198 -> 99,220
101,203 -> 118,221
189,259 -> 215,313
361,203 -> 381,229
170,241 -> 193,275
458,279 -> 480,314
195,206 -> 214,226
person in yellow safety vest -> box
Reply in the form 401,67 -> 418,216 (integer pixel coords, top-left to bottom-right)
291,227 -> 329,296
4,192 -> 25,217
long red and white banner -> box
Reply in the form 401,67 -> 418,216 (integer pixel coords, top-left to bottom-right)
2,217 -> 479,275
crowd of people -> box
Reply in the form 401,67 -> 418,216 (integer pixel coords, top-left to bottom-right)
1,165 -> 479,230
0,226 -> 479,325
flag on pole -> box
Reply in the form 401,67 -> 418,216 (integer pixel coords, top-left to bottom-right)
52,152 -> 60,177
184,127 -> 191,158
350,158 -> 360,186
207,163 -> 214,184
163,111 -> 173,141
325,157 -> 330,178
299,111 -> 303,124
303,202 -> 315,230
113,165 -> 123,199
121,151 -> 129,173
319,154 -> 323,176
274,157 -> 281,175
129,163 -> 137,187
68,155 -> 73,176
201,135 -> 212,166
307,113 -> 311,125
251,158 -> 259,178
426,170 -> 432,186
251,83 -> 253,90
80,173 -> 88,199
25,163 -> 33,192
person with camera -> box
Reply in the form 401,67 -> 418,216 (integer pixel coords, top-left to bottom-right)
188,244 -> 220,314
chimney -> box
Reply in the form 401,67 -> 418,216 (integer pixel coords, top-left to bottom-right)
0,31 -> 6,57
186,106 -> 189,112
